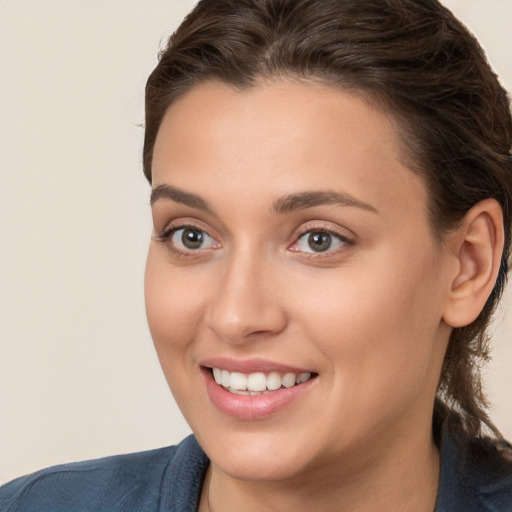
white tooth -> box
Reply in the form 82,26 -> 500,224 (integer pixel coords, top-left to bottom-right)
266,372 -> 282,391
230,389 -> 248,395
213,368 -> 222,384
247,372 -> 267,392
221,369 -> 231,388
296,372 -> 311,384
282,373 -> 296,388
230,372 -> 248,390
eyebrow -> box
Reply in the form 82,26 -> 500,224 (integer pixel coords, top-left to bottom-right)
150,184 -> 212,211
271,190 -> 378,215
150,184 -> 378,215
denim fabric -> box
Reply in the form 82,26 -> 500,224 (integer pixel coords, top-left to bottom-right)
0,436 -> 209,512
435,427 -> 512,511
1,429 -> 511,511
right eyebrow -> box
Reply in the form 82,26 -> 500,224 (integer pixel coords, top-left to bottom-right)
150,184 -> 212,212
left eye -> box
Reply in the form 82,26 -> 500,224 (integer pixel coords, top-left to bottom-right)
170,228 -> 216,251
295,231 -> 346,253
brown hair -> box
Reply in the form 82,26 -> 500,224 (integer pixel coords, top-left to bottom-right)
143,0 -> 512,438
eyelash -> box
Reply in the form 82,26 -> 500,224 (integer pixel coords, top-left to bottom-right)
154,222 -> 354,258
290,223 -> 354,257
154,223 -> 219,257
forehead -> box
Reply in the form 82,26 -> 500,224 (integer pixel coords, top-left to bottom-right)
151,80 -> 428,221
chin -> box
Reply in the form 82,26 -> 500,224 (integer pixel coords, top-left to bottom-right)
214,449 -> 309,482
195,424 -> 323,482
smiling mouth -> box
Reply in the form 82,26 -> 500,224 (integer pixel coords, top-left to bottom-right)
209,367 -> 317,395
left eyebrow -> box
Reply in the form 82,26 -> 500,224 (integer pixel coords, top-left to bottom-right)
271,190 -> 378,215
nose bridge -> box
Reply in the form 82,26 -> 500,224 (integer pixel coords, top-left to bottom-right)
206,243 -> 286,344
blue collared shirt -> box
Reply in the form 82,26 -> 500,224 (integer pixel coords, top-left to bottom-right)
1,429 -> 511,511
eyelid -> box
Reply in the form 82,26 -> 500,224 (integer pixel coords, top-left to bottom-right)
293,221 -> 355,241
288,221 -> 355,255
153,219 -> 221,255
154,216 -> 215,239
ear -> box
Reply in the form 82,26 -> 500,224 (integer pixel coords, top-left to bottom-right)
442,199 -> 504,328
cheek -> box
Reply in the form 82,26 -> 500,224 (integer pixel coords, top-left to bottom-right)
293,247 -> 445,410
144,249 -> 211,419
144,248 -> 205,356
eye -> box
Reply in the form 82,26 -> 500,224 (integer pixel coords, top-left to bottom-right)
170,227 -> 217,251
294,230 -> 348,253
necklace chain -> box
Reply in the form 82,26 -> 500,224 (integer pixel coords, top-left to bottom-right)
206,466 -> 214,512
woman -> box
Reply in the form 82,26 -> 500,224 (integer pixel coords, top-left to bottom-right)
1,0 -> 511,510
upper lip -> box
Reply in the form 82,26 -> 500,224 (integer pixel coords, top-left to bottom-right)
200,357 -> 314,374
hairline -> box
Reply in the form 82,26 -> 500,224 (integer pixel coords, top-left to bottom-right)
148,72 -> 453,242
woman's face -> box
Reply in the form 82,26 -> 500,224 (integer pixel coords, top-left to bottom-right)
145,81 -> 453,481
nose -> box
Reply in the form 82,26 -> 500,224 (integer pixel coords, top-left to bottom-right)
205,249 -> 287,344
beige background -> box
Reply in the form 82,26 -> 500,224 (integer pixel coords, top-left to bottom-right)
0,0 -> 511,484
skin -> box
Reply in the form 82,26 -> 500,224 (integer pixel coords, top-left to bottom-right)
144,80 -> 500,511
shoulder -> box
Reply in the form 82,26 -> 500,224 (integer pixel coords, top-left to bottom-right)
437,429 -> 512,512
465,436 -> 512,509
0,435 -> 208,512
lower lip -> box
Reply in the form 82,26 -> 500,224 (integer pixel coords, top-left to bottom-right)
202,368 -> 317,420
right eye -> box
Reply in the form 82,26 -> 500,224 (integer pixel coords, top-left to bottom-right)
169,227 -> 218,251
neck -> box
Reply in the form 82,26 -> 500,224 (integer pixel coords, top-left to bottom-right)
201,423 -> 440,512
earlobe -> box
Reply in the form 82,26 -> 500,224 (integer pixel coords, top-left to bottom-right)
442,199 -> 504,328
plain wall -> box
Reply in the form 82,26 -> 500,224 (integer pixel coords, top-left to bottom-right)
1,0 -> 511,484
